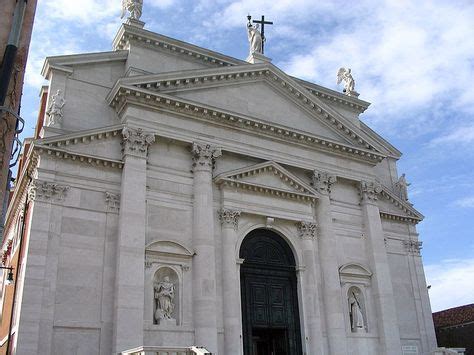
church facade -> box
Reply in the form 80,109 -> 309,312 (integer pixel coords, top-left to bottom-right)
1,18 -> 437,355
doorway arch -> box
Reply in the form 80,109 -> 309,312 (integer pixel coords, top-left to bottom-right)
240,228 -> 303,355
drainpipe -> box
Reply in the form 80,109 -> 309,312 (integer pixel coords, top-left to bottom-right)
0,0 -> 27,106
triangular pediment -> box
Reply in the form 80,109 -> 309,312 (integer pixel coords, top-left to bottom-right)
215,161 -> 319,202
378,185 -> 424,222
33,125 -> 124,168
109,64 -> 390,156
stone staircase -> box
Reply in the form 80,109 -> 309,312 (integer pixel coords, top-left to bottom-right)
122,346 -> 211,355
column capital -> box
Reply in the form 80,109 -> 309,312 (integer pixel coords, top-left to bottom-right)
105,192 -> 120,213
218,209 -> 241,230
121,127 -> 155,158
192,142 -> 222,171
359,181 -> 382,203
312,170 -> 337,195
404,240 -> 422,256
28,180 -> 69,203
296,221 -> 318,240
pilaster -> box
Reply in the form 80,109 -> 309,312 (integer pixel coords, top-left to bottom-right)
359,180 -> 402,355
218,209 -> 242,355
296,221 -> 324,354
113,127 -> 155,354
16,180 -> 69,355
313,170 -> 348,354
191,142 -> 222,354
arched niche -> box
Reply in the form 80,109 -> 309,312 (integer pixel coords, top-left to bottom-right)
153,267 -> 179,325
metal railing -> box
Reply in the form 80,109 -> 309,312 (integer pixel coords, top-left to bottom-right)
122,346 -> 211,355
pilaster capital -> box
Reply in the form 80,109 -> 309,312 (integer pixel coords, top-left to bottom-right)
312,170 -> 337,195
28,180 -> 69,203
296,221 -> 318,240
192,142 -> 222,171
105,192 -> 120,213
404,240 -> 422,256
121,127 -> 155,158
218,209 -> 241,230
359,181 -> 382,203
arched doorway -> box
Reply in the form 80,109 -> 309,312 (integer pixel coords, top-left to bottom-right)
240,229 -> 303,355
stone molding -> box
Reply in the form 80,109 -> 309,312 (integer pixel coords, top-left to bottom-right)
105,192 -> 120,213
191,142 -> 222,171
296,221 -> 318,240
122,127 -> 155,158
28,180 -> 69,203
109,87 -> 385,165
312,170 -> 337,195
218,209 -> 241,230
380,212 -> 420,225
359,181 -> 382,202
404,240 -> 422,256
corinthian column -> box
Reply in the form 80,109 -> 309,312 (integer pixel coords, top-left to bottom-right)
312,170 -> 348,354
191,142 -> 222,354
113,127 -> 155,354
219,209 -> 242,355
296,221 -> 324,354
359,181 -> 402,355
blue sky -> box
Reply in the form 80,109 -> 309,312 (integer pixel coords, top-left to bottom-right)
20,0 -> 474,312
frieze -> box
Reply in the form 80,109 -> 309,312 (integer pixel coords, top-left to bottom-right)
28,180 -> 69,203
296,221 -> 318,240
218,209 -> 241,230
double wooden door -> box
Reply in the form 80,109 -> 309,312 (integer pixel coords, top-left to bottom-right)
240,229 -> 303,355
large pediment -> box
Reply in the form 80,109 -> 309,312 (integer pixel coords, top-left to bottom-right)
215,161 -> 319,203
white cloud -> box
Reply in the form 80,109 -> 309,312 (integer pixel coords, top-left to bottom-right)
148,0 -> 176,9
42,0 -> 120,24
425,257 -> 474,312
453,196 -> 474,208
429,125 -> 474,146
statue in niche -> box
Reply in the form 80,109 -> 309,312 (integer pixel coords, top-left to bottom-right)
349,290 -> 366,332
247,22 -> 263,54
46,90 -> 65,127
395,173 -> 410,201
154,276 -> 175,322
121,0 -> 143,21
337,67 -> 356,96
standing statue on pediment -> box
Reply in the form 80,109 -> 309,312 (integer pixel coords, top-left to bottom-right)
121,0 -> 143,21
46,90 -> 66,127
337,68 -> 357,97
154,276 -> 175,322
247,22 -> 263,54
395,173 -> 410,201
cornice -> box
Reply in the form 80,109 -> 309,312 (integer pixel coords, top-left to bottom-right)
37,124 -> 123,147
379,211 -> 421,225
109,64 -> 382,154
42,50 -> 129,79
293,77 -> 370,114
109,86 -> 386,165
112,24 -> 245,68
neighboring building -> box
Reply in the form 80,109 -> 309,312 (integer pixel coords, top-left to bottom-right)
433,304 -> 474,355
0,16 -> 438,355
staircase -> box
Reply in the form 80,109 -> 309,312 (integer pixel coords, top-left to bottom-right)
122,346 -> 211,355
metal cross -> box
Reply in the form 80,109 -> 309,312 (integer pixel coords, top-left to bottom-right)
249,15 -> 274,54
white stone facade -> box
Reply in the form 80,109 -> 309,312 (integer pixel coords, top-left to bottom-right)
7,22 -> 437,355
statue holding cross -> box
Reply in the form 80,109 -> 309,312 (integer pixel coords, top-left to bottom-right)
247,15 -> 273,55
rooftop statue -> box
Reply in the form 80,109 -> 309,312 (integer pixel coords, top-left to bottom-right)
337,67 -> 358,97
247,22 -> 263,54
121,0 -> 143,21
